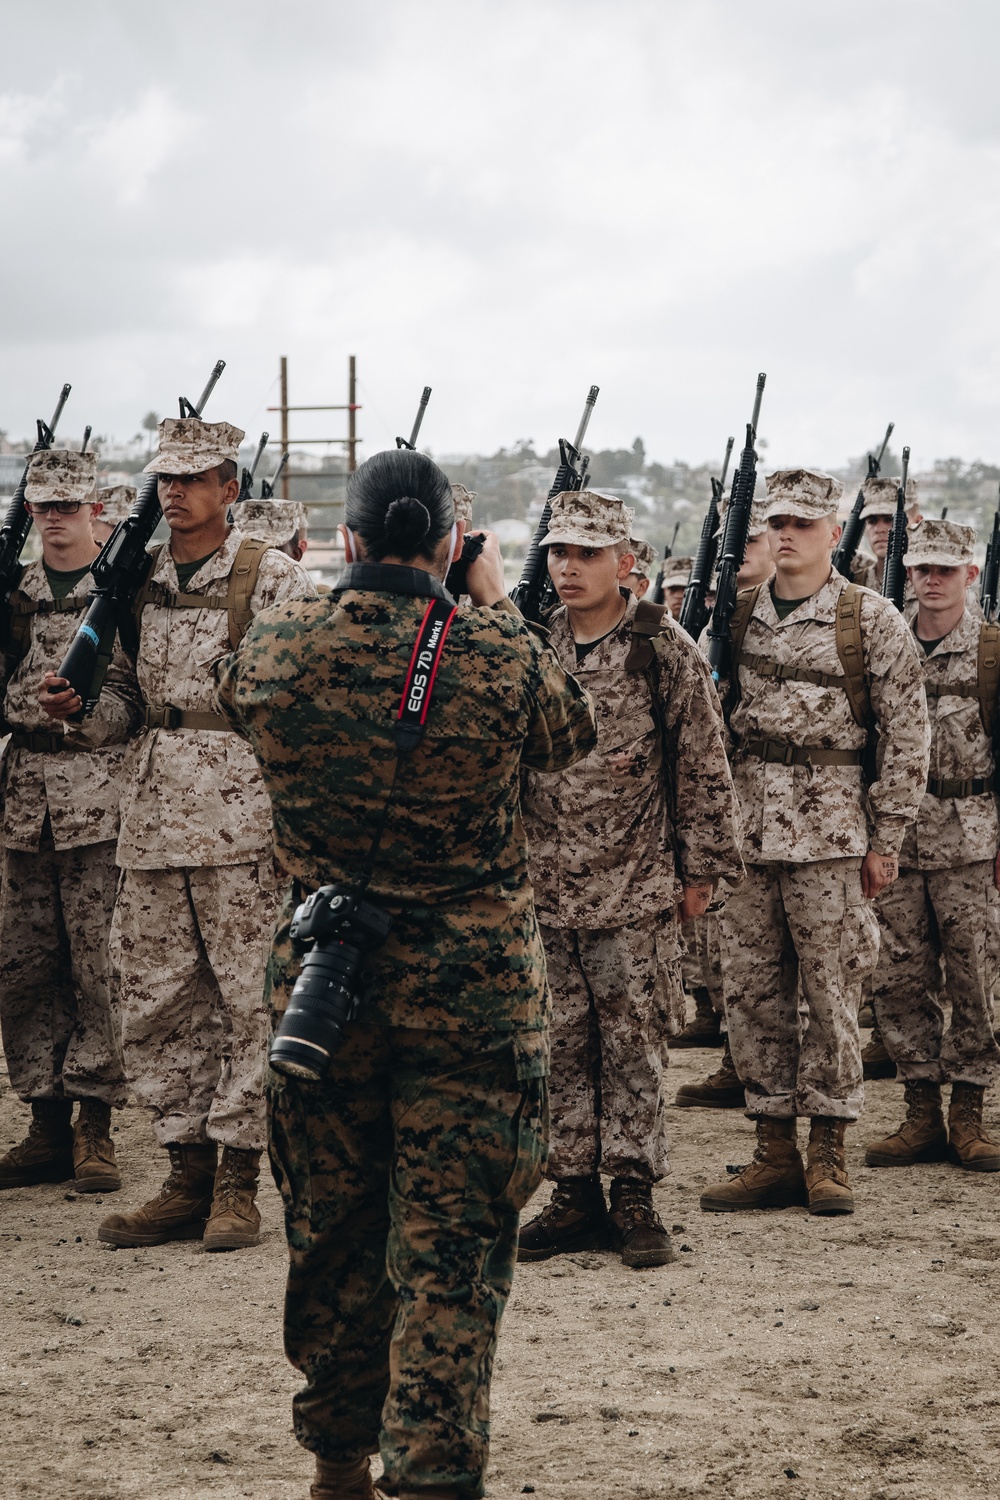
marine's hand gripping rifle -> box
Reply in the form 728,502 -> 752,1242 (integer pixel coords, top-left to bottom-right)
679,437 -> 734,639
980,486 -> 1000,623
705,374 -> 766,681
881,446 -> 910,612
510,385 -> 599,624
832,422 -> 894,579
396,387 -> 432,451
0,383 -> 72,608
55,360 -> 226,713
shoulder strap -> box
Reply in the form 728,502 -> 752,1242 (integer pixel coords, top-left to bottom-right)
834,583 -> 871,729
133,543 -> 167,627
624,599 -> 669,674
225,537 -> 272,649
977,622 -> 1000,738
729,584 -> 762,666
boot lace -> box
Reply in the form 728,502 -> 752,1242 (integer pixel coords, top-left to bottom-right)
612,1186 -> 662,1232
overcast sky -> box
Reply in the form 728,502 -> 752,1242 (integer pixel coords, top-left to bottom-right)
2,0 -> 999,472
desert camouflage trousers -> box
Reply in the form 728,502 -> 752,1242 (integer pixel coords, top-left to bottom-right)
268,1023 -> 547,1498
0,833 -> 126,1105
719,858 -> 879,1120
681,911 -> 725,1015
111,863 -> 280,1151
540,918 -> 670,1182
873,862 -> 1000,1087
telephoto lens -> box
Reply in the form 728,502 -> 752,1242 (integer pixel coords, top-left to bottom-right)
268,886 -> 392,1082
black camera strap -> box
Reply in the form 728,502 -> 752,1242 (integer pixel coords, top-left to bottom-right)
355,596 -> 458,892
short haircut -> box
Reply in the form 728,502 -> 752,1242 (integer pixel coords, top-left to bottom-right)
216,459 -> 238,487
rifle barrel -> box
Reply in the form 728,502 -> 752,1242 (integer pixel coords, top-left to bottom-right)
47,384 -> 72,439
874,421 -> 895,471
409,387 -> 432,448
572,385 -> 600,453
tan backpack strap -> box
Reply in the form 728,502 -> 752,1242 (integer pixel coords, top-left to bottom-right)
977,622 -> 1000,738
225,537 -> 272,649
624,599 -> 668,673
834,583 -> 871,729
728,585 -> 762,677
132,543 -> 167,627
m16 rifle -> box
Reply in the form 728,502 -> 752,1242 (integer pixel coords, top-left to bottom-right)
259,450 -> 288,499
832,422 -> 894,578
980,486 -> 1000,622
0,383 -> 72,608
396,387 -> 432,451
881,446 -> 910,612
237,432 -> 269,502
55,360 -> 226,713
649,524 -> 680,606
510,385 -> 599,624
705,374 -> 766,681
679,436 -> 735,639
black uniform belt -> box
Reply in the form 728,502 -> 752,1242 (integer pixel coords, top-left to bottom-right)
926,775 -> 991,798
7,730 -> 83,753
740,738 -> 862,768
142,705 -> 231,732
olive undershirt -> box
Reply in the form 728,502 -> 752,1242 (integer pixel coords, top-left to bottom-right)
174,549 -> 219,591
769,582 -> 811,621
43,562 -> 92,599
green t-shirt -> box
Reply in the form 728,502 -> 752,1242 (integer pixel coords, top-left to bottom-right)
917,634 -> 946,656
769,583 -> 812,622
43,562 -> 92,600
175,550 -> 219,591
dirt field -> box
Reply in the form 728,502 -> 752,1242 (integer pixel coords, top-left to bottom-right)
3,1039 -> 999,1500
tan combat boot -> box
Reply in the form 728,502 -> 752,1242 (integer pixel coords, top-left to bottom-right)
669,987 -> 723,1049
947,1083 -> 1000,1172
861,1020 -> 896,1081
517,1174 -> 611,1261
203,1146 -> 262,1251
805,1118 -> 854,1215
674,1036 -> 744,1109
700,1118 -> 807,1212
0,1099 -> 74,1189
72,1099 -> 122,1193
311,1455 -> 377,1498
98,1143 -> 217,1247
865,1080 -> 947,1167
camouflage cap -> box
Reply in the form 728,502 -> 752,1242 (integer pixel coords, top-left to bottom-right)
628,536 -> 657,578
451,483 -> 477,524
144,418 -> 245,475
237,499 -> 308,545
721,497 -> 767,538
541,489 -> 635,549
860,474 -> 919,521
905,517 -> 976,569
662,554 -> 694,589
25,449 -> 99,504
759,468 -> 844,522
96,484 -> 136,523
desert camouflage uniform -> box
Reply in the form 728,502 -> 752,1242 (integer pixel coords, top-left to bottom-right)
721,570 -> 930,1117
874,606 -> 1000,1086
108,527 -> 315,1150
215,561 -> 596,1495
0,559 -> 135,1105
522,591 -> 743,1180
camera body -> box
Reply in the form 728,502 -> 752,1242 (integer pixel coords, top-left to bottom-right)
268,884 -> 393,1082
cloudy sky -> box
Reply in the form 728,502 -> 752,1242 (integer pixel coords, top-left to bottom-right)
2,0 -> 999,472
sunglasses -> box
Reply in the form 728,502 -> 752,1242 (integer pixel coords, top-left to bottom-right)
25,500 -> 89,515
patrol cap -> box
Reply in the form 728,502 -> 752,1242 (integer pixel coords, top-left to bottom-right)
628,536 -> 657,578
905,517 -> 976,569
661,555 -> 694,589
541,489 -> 635,549
860,474 -> 918,521
96,484 -> 136,523
237,499 -> 308,546
451,483 -> 477,524
144,418 -> 245,475
25,449 -> 98,504
759,468 -> 844,522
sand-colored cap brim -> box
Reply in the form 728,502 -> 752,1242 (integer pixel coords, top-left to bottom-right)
662,573 -> 691,589
143,449 -> 236,476
757,499 -> 839,523
541,525 -> 630,549
906,549 -> 974,570
860,505 -> 897,521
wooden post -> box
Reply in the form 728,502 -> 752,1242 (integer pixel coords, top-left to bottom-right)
280,355 -> 289,500
348,355 -> 358,474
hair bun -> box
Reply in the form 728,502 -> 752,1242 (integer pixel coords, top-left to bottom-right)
383,495 -> 431,551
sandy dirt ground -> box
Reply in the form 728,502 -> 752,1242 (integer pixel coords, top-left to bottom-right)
3,1035 -> 999,1500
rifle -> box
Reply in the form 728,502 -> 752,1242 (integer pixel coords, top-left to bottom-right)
881,446 -> 910,611
0,383 -> 72,608
510,385 -> 599,623
260,450 -> 288,499
940,505 -> 949,520
649,523 -> 681,606
679,437 -> 735,639
832,422 -> 894,578
396,387 -> 432,451
705,373 -> 766,681
237,431 -> 269,502
81,426 -> 92,454
55,360 -> 226,713
980,487 -> 1000,622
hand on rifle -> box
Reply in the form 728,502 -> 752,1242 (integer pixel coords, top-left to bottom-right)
465,531 -> 506,607
38,672 -> 82,721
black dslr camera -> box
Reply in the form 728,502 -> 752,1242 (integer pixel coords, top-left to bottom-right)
268,885 -> 392,1082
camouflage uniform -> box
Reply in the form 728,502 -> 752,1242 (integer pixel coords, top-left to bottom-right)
873,550 -> 1000,1086
721,472 -> 930,1119
215,559 -> 596,1494
522,495 -> 743,1182
0,455 -> 135,1108
109,514 -> 315,1151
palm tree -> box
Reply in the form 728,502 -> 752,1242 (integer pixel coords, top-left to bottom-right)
141,411 -> 160,459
